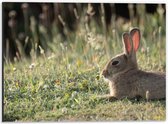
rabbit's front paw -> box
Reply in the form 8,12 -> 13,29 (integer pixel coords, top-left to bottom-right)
97,94 -> 117,101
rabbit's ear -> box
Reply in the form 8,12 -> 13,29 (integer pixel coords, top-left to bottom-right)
130,28 -> 140,52
122,32 -> 132,55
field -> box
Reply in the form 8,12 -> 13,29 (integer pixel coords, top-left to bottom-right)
3,4 -> 166,121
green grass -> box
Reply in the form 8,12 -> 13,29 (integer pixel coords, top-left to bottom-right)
3,57 -> 166,121
3,4 -> 166,121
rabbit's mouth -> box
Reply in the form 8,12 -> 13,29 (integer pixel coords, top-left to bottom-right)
101,69 -> 110,78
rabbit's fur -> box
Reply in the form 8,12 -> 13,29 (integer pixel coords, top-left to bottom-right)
102,28 -> 165,100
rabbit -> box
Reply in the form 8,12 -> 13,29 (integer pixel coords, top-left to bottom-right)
101,28 -> 165,100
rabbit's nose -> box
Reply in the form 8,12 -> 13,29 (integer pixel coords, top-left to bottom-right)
102,69 -> 109,77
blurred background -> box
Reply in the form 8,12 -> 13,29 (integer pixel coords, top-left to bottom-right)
2,3 -> 166,63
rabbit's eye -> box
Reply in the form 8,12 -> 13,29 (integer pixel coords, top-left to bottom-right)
112,61 -> 119,66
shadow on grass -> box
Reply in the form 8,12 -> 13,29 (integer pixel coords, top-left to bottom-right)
3,113 -> 20,122
129,97 -> 166,107
97,95 -> 166,107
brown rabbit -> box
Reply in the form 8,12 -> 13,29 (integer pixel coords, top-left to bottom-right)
101,28 -> 165,100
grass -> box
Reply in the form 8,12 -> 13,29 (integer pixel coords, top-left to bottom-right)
3,4 -> 166,121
